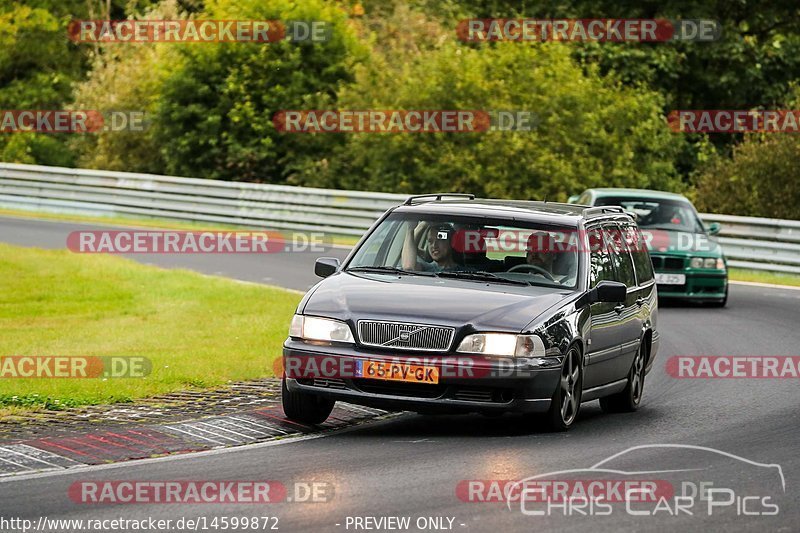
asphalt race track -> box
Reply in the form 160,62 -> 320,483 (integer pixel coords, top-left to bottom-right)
1,215 -> 799,532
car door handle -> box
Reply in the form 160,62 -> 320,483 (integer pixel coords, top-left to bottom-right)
614,304 -> 625,313
635,297 -> 647,306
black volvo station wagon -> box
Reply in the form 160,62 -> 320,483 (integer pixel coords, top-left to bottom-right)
282,194 -> 660,430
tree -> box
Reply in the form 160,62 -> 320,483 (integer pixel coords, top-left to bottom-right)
291,9 -> 684,200
692,88 -> 800,220
153,0 -> 365,181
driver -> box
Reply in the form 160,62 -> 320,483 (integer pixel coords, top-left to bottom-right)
526,231 -> 557,275
402,222 -> 459,272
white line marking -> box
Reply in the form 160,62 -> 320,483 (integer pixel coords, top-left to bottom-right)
208,420 -> 267,437
0,446 -> 62,468
227,416 -> 284,434
195,421 -> 255,441
161,425 -> 225,445
178,423 -> 241,443
0,414 -> 404,483
0,455 -> 29,470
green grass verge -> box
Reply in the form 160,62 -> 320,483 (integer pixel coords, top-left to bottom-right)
728,268 -> 800,287
0,242 -> 301,415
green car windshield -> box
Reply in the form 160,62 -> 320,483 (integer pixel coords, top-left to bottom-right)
593,197 -> 705,234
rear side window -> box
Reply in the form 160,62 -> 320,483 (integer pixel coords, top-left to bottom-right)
587,226 -> 614,288
606,224 -> 637,287
623,223 -> 654,283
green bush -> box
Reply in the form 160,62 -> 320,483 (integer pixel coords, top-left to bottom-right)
153,0 -> 365,182
693,134 -> 800,220
0,2 -> 88,166
294,37 -> 684,200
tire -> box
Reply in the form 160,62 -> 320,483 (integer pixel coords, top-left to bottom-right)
600,341 -> 646,413
539,344 -> 583,432
281,378 -> 334,424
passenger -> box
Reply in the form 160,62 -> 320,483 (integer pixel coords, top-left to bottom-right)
402,222 -> 459,272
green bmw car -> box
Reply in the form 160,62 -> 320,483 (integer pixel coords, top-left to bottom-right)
569,188 -> 728,307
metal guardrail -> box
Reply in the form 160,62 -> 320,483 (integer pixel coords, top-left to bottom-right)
1,162 -> 798,274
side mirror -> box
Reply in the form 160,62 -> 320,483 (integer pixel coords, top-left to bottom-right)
577,280 -> 627,307
314,257 -> 340,278
567,195 -> 579,204
707,222 -> 721,236
596,280 -> 627,303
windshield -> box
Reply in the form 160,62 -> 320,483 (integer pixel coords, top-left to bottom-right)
593,196 -> 706,234
347,212 -> 580,289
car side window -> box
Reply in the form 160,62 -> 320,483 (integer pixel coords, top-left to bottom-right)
587,225 -> 614,288
607,223 -> 637,287
624,223 -> 654,284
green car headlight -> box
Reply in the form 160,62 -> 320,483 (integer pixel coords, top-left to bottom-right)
690,257 -> 704,269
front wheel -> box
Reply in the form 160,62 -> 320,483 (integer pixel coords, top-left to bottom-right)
540,345 -> 583,431
600,341 -> 646,413
281,379 -> 335,424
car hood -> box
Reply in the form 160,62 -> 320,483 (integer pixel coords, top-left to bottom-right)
643,229 -> 723,257
301,272 -> 574,333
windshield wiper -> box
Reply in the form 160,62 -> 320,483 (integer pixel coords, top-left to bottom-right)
434,270 -> 530,286
346,266 -> 433,276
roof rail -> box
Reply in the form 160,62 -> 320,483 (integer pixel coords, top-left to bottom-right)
403,193 -> 475,205
583,206 -> 627,219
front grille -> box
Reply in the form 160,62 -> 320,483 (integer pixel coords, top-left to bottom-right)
664,257 -> 684,270
657,284 -> 686,293
353,379 -> 446,399
357,320 -> 455,352
453,387 -> 513,403
298,378 -> 348,390
651,255 -> 684,271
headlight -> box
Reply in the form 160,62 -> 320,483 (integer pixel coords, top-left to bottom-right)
457,333 -> 546,357
289,315 -> 354,344
703,258 -> 717,269
690,257 -> 704,269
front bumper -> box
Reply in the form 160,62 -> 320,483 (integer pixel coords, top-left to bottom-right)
282,340 -> 563,415
656,270 -> 727,300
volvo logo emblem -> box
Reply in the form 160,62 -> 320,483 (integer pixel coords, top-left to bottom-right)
381,326 -> 428,346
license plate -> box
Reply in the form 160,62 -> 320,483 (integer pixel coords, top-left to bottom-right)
655,273 -> 686,285
356,360 -> 439,384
